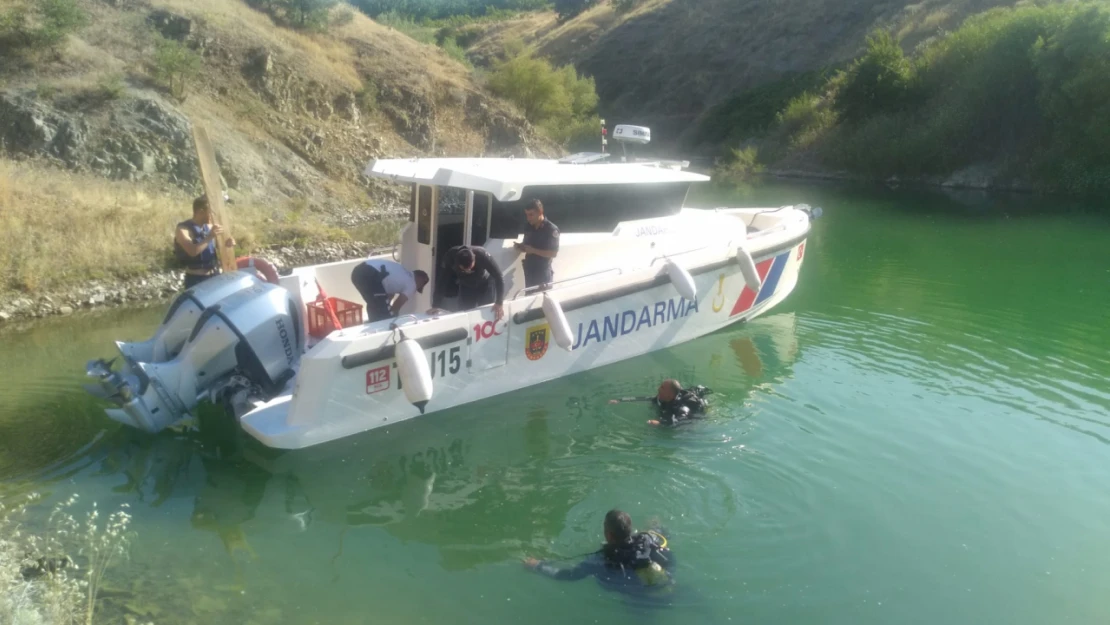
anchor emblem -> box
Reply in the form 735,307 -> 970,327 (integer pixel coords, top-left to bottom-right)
711,274 -> 727,312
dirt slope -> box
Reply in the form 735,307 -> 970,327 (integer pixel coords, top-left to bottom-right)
0,0 -> 551,223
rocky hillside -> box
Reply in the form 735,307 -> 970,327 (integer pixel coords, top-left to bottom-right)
467,0 -> 1054,150
0,0 -> 551,224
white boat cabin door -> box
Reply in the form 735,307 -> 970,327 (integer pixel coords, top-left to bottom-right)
398,184 -> 494,316
398,184 -> 436,314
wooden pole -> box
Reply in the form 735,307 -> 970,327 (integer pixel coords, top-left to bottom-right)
192,124 -> 238,274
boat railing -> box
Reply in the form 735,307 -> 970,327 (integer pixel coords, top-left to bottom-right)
649,245 -> 710,267
512,267 -> 624,300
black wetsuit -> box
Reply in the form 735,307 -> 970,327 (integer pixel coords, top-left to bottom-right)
442,245 -> 505,310
614,386 -> 712,426
534,531 -> 674,593
655,386 -> 712,426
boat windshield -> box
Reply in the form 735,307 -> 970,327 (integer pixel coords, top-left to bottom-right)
489,182 -> 691,238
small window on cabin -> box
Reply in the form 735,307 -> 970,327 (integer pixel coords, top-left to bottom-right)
436,187 -> 467,253
417,185 -> 433,245
437,187 -> 466,224
471,193 -> 491,246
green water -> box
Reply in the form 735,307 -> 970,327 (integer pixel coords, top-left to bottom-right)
2,183 -> 1109,624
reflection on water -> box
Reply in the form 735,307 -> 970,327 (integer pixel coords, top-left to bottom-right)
4,182 -> 1110,624
0,313 -> 797,623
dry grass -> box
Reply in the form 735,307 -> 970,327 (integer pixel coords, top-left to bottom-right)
0,493 -> 134,625
0,160 -> 189,291
148,0 -> 363,89
467,0 -> 670,66
0,159 -> 354,294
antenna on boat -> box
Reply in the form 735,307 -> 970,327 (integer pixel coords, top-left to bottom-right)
612,125 -> 651,163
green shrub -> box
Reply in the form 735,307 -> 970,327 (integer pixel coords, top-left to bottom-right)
356,79 -> 378,112
0,0 -> 86,55
774,92 -> 836,150
689,69 -> 834,151
355,0 -> 548,22
95,73 -> 127,101
440,35 -> 471,66
331,4 -> 357,27
435,22 -> 484,48
488,53 -> 569,123
713,146 -> 765,185
487,46 -> 600,150
541,115 -> 602,152
152,39 -> 202,101
834,30 -> 913,124
68,73 -> 128,107
612,0 -> 642,14
732,2 -> 1110,196
554,0 -> 600,22
1029,6 -> 1110,193
250,0 -> 338,31
374,10 -> 437,43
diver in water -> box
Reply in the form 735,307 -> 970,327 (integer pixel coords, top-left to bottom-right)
523,509 -> 674,592
609,379 -> 712,426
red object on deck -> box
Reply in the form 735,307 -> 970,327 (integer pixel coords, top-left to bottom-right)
235,256 -> 280,284
307,297 -> 362,338
307,280 -> 360,338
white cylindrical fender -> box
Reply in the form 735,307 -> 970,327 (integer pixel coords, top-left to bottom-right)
665,259 -> 697,301
542,293 -> 575,351
736,247 -> 762,292
395,334 -> 433,413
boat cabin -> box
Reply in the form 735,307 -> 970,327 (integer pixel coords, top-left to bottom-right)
360,157 -> 711,315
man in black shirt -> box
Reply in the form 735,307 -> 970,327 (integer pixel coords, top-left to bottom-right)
442,245 -> 506,320
513,198 -> 560,290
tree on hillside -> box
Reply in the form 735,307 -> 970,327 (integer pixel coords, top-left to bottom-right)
554,0 -> 599,22
153,39 -> 202,101
285,0 -> 338,30
249,0 -> 337,31
834,30 -> 913,124
487,46 -> 601,150
489,53 -> 569,122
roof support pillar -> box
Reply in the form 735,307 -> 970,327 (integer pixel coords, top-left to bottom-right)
463,190 -> 475,246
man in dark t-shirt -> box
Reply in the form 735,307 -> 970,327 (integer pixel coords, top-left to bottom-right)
514,198 -> 560,290
442,245 -> 506,320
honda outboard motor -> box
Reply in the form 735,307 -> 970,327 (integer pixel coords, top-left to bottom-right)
117,271 -> 264,363
86,281 -> 302,433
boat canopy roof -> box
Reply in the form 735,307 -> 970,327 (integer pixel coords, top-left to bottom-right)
363,157 -> 711,202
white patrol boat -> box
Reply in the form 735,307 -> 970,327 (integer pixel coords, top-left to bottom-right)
85,128 -> 819,450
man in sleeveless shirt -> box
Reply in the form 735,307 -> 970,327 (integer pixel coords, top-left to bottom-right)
174,196 -> 235,290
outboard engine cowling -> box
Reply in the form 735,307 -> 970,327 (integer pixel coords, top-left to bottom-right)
86,281 -> 302,433
116,271 -> 264,363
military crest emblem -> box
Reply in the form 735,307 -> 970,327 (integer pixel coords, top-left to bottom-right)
526,324 -> 550,361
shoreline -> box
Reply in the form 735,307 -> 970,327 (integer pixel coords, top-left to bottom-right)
0,167 -> 1081,328
0,242 -> 380,326
759,166 -> 1041,195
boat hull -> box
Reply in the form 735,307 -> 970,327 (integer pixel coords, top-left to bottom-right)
240,231 -> 809,449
